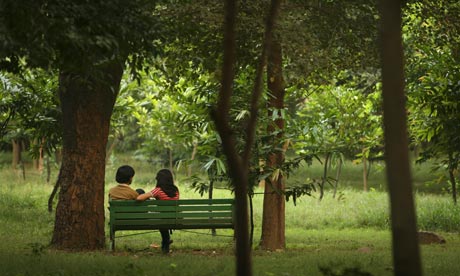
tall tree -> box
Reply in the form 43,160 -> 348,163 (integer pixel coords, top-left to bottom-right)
260,39 -> 286,250
0,0 -> 159,250
212,0 -> 281,275
212,1 -> 252,274
379,0 -> 422,274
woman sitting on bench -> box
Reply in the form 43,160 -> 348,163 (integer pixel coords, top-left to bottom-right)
137,169 -> 179,254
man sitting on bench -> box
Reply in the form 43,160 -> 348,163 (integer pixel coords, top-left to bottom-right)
109,165 -> 144,200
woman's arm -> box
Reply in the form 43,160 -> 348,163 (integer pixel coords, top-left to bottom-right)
136,192 -> 152,201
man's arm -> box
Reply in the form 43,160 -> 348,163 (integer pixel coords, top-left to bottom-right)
136,192 -> 152,201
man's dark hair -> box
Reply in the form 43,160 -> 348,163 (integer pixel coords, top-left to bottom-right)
116,165 -> 135,184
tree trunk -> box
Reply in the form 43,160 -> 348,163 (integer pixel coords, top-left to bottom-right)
208,179 -> 217,236
12,139 -> 21,170
260,39 -> 285,250
213,1 -> 251,274
448,153 -> 457,205
319,153 -> 331,201
188,141 -> 198,177
51,62 -> 122,250
46,153 -> 51,183
212,0 -> 281,274
333,157 -> 342,198
380,0 -> 422,274
249,194 -> 254,248
33,138 -> 45,173
48,169 -> 61,213
363,152 -> 368,192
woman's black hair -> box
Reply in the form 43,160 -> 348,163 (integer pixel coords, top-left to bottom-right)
155,169 -> 178,198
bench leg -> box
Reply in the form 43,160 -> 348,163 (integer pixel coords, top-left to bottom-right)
110,230 -> 115,251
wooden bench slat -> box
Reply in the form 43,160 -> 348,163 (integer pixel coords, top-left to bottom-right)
111,205 -> 233,213
114,224 -> 235,231
113,218 -> 233,226
113,211 -> 233,219
109,199 -> 234,206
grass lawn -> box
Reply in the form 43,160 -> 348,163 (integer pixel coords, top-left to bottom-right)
0,155 -> 459,275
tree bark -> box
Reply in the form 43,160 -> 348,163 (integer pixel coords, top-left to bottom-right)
379,0 -> 422,274
363,152 -> 368,192
12,139 -> 21,169
32,138 -> 45,173
249,194 -> 254,247
448,153 -> 457,205
46,153 -> 51,183
209,180 -> 216,236
319,153 -> 330,201
213,0 -> 252,274
188,141 -> 198,177
51,61 -> 122,250
212,0 -> 281,274
260,39 -> 285,250
333,157 -> 342,198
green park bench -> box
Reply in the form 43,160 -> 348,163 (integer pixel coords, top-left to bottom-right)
108,198 -> 235,250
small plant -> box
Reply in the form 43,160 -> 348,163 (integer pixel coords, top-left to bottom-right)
123,262 -> 144,276
27,242 -> 46,257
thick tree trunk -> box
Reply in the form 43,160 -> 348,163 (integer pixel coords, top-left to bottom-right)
380,0 -> 422,275
260,39 -> 285,250
51,62 -> 122,250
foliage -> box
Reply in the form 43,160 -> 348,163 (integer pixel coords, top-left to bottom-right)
108,0 -> 383,201
284,183 -> 317,206
293,70 -> 383,162
0,0 -> 160,75
0,69 -> 61,156
404,0 -> 460,193
279,0 -> 380,84
113,63 -> 219,165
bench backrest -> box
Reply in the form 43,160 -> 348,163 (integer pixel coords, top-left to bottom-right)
109,199 -> 235,231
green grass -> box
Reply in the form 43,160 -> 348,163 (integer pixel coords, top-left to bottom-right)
0,153 -> 459,275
